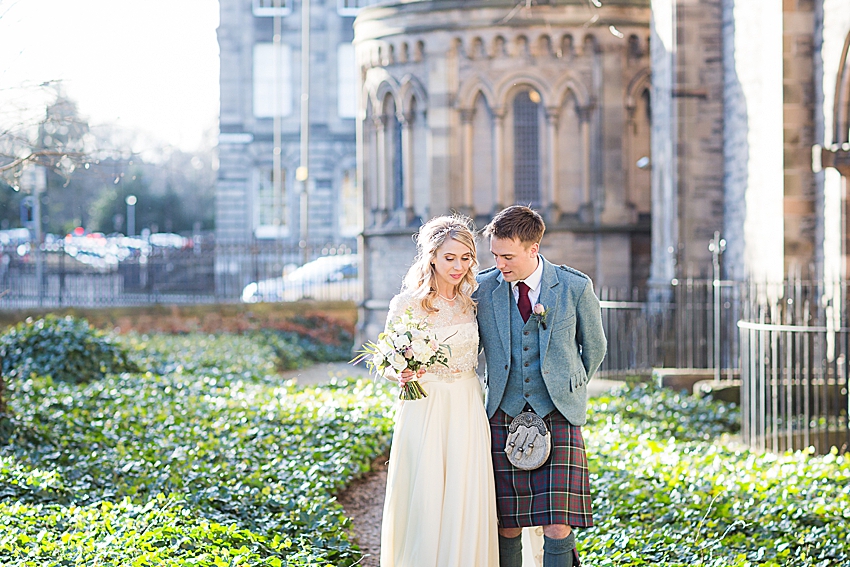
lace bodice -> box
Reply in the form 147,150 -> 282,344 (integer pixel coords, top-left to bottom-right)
385,291 -> 479,382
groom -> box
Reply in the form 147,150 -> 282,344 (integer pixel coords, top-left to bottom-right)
475,206 -> 607,567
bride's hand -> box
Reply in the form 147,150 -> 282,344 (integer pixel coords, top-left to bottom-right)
399,367 -> 426,385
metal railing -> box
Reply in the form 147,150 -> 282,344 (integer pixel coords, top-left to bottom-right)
0,237 -> 359,309
597,279 -> 742,377
737,281 -> 850,453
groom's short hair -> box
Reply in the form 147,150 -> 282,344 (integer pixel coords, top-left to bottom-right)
483,205 -> 545,245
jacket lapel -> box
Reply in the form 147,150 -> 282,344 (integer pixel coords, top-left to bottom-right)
492,274 -> 512,355
538,258 -> 560,368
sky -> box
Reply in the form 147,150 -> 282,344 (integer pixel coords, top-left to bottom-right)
0,0 -> 220,153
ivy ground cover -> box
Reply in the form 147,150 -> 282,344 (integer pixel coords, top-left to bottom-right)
583,385 -> 850,567
2,328 -> 848,566
0,333 -> 395,566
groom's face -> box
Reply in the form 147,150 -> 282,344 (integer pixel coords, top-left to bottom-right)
489,237 -> 539,282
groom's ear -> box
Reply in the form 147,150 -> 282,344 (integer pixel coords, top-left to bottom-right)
527,241 -> 540,255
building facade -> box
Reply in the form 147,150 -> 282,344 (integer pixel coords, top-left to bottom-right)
652,0 -> 850,287
354,0 -> 850,339
216,0 -> 366,293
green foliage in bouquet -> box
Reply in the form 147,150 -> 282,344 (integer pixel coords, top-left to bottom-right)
0,315 -> 139,384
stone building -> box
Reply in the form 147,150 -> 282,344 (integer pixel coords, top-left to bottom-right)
354,0 -> 653,338
651,0 -> 850,287
215,0 -> 366,293
354,0 -> 850,338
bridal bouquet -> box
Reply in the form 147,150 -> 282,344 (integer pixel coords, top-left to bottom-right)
352,308 -> 451,400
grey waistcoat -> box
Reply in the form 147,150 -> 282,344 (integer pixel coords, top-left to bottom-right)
498,299 -> 556,418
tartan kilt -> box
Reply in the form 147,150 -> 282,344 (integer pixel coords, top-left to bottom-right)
490,409 -> 593,529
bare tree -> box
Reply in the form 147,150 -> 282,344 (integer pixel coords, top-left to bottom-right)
0,84 -> 91,187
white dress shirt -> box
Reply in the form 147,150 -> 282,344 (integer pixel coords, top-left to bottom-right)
510,256 -> 544,307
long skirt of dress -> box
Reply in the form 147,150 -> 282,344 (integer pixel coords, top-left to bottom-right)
380,370 -> 499,567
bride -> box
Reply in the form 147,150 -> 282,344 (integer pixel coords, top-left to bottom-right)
379,214 -> 499,566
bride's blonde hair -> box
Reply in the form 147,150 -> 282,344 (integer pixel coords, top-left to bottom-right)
401,214 -> 478,314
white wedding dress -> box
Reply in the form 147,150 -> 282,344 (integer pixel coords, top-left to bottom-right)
379,292 -> 544,567
380,292 -> 499,567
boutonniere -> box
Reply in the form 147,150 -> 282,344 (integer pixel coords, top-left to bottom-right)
532,303 -> 548,330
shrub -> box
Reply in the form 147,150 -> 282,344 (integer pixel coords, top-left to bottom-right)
259,316 -> 354,371
0,315 -> 139,384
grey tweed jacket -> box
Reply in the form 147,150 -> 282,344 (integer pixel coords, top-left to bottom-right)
474,256 -> 607,426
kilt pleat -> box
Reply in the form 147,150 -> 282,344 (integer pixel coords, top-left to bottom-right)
490,409 -> 593,529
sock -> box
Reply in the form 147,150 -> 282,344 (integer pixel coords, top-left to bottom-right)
543,532 -> 576,567
498,533 -> 523,567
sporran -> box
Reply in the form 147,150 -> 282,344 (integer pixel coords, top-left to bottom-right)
504,411 -> 551,470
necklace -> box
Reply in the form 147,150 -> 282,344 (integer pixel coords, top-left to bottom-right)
437,292 -> 457,302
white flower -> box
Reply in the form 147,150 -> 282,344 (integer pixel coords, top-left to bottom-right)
392,332 -> 411,350
533,303 -> 545,315
378,339 -> 395,359
371,352 -> 386,368
411,338 -> 432,363
389,351 -> 408,371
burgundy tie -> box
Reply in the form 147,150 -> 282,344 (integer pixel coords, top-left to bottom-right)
517,282 -> 532,323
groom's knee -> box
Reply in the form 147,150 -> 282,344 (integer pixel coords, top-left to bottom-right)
542,524 -> 572,539
498,527 -> 523,538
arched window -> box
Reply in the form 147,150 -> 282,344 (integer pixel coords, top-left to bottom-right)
393,109 -> 404,209
513,90 -> 541,207
384,95 -> 404,210
382,95 -> 404,211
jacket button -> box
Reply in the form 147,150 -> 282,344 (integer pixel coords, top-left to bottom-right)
524,331 -> 529,336
524,362 -> 529,367
524,378 -> 530,383
523,346 -> 529,351
504,365 -> 508,370
524,393 -> 530,397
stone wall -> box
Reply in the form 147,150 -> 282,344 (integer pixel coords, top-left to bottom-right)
783,0 -> 817,274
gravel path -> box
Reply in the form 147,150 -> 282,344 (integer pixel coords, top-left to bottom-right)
337,456 -> 388,567
301,363 -> 620,566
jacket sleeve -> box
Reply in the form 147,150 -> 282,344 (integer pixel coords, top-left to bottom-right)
574,279 -> 607,381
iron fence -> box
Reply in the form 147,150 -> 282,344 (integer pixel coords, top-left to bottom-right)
0,237 -> 359,309
4,239 -> 848,454
738,281 -> 850,453
597,279 -> 742,378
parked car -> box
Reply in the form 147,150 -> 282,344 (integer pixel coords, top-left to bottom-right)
241,254 -> 360,303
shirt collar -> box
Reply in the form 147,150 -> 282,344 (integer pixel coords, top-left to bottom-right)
511,256 -> 543,292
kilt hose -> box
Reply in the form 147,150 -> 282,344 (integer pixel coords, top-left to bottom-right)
490,408 -> 593,529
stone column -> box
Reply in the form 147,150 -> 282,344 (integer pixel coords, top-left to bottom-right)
723,0 -> 784,283
649,0 -> 678,299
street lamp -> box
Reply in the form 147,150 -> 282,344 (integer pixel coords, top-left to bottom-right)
708,231 -> 726,382
125,195 -> 137,236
